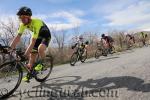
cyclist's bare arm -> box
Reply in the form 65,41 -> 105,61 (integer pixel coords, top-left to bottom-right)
10,34 -> 21,49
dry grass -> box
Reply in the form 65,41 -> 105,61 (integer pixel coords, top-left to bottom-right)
46,33 -> 150,65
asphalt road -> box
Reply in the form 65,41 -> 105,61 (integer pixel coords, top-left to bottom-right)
4,46 -> 150,100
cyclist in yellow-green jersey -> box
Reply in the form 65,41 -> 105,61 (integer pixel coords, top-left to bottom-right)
140,32 -> 148,46
10,6 -> 51,82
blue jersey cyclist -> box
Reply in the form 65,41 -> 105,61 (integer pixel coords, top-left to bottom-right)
10,6 -> 51,82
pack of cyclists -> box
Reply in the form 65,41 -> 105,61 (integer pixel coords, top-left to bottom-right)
2,6 -> 150,100
1,6 -> 150,82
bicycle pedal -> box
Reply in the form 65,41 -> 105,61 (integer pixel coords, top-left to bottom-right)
31,71 -> 38,76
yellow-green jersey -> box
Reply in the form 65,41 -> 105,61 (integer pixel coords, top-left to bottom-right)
18,18 -> 51,50
140,32 -> 147,38
18,18 -> 46,39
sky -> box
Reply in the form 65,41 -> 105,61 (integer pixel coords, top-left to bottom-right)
0,0 -> 150,35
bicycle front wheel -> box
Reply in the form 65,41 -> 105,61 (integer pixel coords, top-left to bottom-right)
111,46 -> 116,53
80,51 -> 87,63
0,62 -> 22,99
35,55 -> 53,82
70,52 -> 78,66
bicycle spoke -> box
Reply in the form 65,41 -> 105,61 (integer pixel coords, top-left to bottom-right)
70,53 -> 78,66
34,56 -> 53,82
0,62 -> 22,99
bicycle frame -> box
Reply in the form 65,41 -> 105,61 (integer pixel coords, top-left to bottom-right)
75,47 -> 84,60
16,61 -> 31,74
0,45 -> 53,99
13,51 -> 41,76
0,47 -> 35,75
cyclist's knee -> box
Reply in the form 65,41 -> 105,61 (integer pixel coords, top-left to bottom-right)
38,44 -> 47,53
31,49 -> 38,54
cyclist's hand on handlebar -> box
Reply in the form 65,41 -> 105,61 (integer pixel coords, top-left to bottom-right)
0,45 -> 15,54
20,54 -> 28,61
7,47 -> 15,53
1,46 -> 12,54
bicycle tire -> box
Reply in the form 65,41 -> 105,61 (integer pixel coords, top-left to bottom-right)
111,46 -> 116,53
95,49 -> 103,59
0,62 -> 22,99
108,46 -> 115,54
80,51 -> 87,63
35,56 -> 53,82
70,52 -> 78,66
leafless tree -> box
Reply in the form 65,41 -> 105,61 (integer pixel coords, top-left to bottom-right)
69,24 -> 82,44
0,17 -> 31,47
0,17 -> 31,63
0,17 -> 19,63
50,25 -> 68,62
0,17 -> 18,45
72,24 -> 80,36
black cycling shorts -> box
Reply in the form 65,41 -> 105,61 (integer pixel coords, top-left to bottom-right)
33,25 -> 51,51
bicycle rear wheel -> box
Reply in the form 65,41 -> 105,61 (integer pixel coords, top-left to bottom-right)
70,52 -> 78,66
34,55 -> 53,82
0,62 -> 22,99
95,49 -> 103,59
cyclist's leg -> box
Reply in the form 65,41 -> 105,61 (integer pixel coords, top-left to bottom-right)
28,39 -> 42,69
22,39 -> 41,82
28,51 -> 38,69
34,24 -> 51,70
142,38 -> 146,46
127,38 -> 131,48
37,25 -> 51,60
34,38 -> 51,71
144,37 -> 148,46
102,41 -> 108,56
133,37 -> 135,44
108,42 -> 113,53
129,39 -> 132,47
33,44 -> 47,71
82,44 -> 87,56
102,39 -> 108,49
38,44 -> 47,59
39,37 -> 50,58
